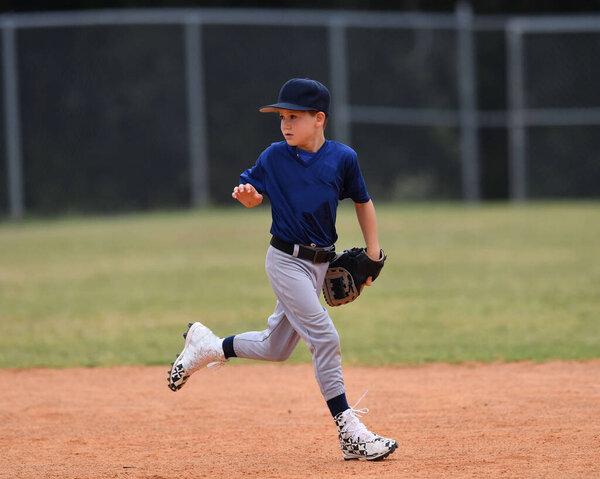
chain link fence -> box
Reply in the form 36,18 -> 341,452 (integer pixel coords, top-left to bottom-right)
1,7 -> 599,218
507,16 -> 600,200
525,31 -> 600,198
1,31 -> 9,215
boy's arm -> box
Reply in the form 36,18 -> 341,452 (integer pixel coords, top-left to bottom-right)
354,199 -> 382,286
354,199 -> 380,259
232,183 -> 263,208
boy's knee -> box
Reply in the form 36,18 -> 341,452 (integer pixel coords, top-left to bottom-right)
272,348 -> 293,362
309,328 -> 340,358
262,339 -> 295,362
326,328 -> 340,346
263,349 -> 292,362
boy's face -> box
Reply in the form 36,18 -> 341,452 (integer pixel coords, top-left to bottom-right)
278,109 -> 325,150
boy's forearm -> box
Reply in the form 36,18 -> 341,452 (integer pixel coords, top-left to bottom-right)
354,200 -> 381,260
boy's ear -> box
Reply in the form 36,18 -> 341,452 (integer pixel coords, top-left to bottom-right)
315,111 -> 326,125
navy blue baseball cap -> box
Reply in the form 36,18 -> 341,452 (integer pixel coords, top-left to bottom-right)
260,78 -> 330,116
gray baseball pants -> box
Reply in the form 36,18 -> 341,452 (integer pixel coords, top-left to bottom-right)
232,246 -> 346,401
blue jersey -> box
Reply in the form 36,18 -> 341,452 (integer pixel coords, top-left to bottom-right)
240,140 -> 370,247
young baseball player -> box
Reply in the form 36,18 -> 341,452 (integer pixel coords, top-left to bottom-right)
168,78 -> 397,461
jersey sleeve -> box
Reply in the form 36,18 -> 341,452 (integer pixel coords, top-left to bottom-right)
340,152 -> 370,203
239,151 -> 267,195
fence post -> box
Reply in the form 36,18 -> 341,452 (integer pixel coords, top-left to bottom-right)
184,18 -> 210,207
328,17 -> 351,146
2,21 -> 25,219
506,21 -> 527,201
456,2 -> 480,203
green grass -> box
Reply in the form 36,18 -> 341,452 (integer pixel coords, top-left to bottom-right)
1,202 -> 599,368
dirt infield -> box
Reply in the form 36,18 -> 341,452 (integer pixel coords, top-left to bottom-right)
1,361 -> 599,479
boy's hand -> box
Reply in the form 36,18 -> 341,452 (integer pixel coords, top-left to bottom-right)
232,183 -> 263,208
362,248 -> 382,288
322,247 -> 386,306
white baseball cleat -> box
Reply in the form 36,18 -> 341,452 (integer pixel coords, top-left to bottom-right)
167,322 -> 226,392
334,395 -> 398,461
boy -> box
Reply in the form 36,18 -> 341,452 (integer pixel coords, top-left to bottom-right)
168,78 -> 397,461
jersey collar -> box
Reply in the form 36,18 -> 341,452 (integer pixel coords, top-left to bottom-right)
287,140 -> 329,168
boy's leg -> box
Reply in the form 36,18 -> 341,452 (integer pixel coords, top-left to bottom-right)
199,245 -> 345,399
167,246 -> 397,460
167,250 -> 304,391
259,247 -> 397,461
167,308 -> 299,392
260,246 -> 346,401
232,300 -> 301,361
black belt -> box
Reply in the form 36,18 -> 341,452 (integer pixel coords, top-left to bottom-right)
270,236 -> 335,264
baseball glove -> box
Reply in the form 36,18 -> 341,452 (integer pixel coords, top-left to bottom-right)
322,248 -> 386,307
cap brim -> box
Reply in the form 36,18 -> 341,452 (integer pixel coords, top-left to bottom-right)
259,102 -> 315,113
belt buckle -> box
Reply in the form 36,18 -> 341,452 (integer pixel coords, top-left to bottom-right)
312,250 -> 325,263
312,247 -> 333,264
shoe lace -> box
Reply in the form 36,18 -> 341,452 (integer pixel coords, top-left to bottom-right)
341,390 -> 378,442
